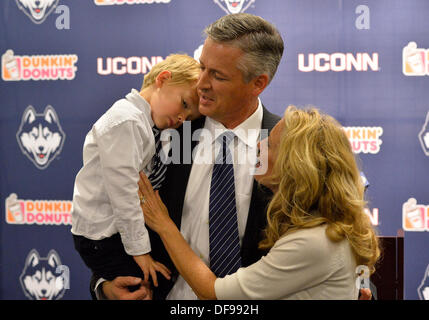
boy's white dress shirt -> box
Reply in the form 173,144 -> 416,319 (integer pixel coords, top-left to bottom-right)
71,89 -> 155,256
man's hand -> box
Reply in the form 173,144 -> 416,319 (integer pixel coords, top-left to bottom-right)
359,288 -> 372,300
102,276 -> 152,300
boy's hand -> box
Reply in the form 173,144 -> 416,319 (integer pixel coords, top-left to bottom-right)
133,253 -> 171,287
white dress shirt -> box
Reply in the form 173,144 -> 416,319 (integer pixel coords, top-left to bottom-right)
71,89 -> 155,256
215,225 -> 359,300
167,100 -> 263,300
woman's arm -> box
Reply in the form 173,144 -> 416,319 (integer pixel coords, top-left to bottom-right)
138,172 -> 217,300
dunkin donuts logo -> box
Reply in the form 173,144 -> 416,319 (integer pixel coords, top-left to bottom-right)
402,198 -> 429,232
403,42 -> 429,76
1,50 -> 78,81
5,193 -> 72,226
343,126 -> 383,154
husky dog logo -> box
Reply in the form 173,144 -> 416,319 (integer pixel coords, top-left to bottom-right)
19,249 -> 66,300
15,0 -> 59,24
419,111 -> 429,156
17,105 -> 65,170
418,264 -> 429,300
214,0 -> 255,14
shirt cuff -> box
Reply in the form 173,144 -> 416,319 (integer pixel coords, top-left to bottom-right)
122,234 -> 151,256
116,219 -> 151,256
95,278 -> 107,300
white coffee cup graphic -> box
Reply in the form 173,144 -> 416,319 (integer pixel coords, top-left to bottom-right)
407,52 -> 425,74
403,42 -> 426,75
403,198 -> 425,230
2,50 -> 20,79
6,193 -> 24,223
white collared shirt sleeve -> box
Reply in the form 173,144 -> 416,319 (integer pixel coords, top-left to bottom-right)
94,119 -> 152,256
94,278 -> 107,300
214,226 -> 358,300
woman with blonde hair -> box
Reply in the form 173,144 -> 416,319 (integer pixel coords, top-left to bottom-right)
138,105 -> 380,300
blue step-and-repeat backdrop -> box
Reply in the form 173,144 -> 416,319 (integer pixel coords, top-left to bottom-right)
0,0 -> 428,300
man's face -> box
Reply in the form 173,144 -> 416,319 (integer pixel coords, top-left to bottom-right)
197,38 -> 257,127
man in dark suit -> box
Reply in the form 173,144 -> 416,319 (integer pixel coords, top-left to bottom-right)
96,13 -> 374,300
95,13 -> 284,300
91,10 -> 371,299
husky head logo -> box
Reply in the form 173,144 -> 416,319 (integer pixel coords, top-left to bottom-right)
19,249 -> 66,300
419,111 -> 429,156
214,0 -> 255,14
418,264 -> 429,300
15,0 -> 59,24
17,105 -> 65,170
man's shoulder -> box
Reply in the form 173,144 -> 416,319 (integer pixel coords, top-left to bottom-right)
261,104 -> 281,131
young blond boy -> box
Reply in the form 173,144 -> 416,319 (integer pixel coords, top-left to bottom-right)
71,54 -> 201,288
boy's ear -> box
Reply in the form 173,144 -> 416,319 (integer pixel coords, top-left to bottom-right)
155,70 -> 172,88
252,74 -> 269,96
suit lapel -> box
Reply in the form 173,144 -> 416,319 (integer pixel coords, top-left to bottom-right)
160,116 -> 205,229
161,107 -> 280,263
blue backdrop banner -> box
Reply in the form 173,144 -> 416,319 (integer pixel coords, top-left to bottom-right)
0,0 -> 428,300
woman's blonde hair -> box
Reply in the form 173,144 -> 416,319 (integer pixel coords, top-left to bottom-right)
141,53 -> 200,90
259,106 -> 380,274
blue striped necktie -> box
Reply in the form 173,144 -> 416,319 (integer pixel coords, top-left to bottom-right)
209,131 -> 241,277
148,127 -> 167,190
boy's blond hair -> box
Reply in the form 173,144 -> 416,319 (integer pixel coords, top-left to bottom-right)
141,54 -> 200,90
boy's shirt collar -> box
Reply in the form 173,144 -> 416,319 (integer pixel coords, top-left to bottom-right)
126,89 -> 154,128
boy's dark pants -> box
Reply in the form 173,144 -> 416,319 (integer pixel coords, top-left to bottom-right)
73,233 -> 144,296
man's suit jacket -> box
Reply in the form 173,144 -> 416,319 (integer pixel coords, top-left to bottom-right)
149,106 -> 281,300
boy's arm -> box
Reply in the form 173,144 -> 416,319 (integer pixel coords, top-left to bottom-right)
95,120 -> 153,256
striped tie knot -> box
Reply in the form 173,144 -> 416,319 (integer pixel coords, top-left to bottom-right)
215,131 -> 235,165
217,131 -> 235,146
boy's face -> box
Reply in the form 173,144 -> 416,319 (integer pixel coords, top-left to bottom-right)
151,76 -> 200,129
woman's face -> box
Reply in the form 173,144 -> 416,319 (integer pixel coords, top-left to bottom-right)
254,118 -> 285,190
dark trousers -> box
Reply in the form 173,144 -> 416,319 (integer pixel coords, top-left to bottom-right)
73,233 -> 144,282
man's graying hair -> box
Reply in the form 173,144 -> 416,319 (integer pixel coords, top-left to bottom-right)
204,13 -> 284,83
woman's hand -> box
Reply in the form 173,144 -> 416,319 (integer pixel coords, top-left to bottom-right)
138,172 -> 217,300
138,171 -> 173,235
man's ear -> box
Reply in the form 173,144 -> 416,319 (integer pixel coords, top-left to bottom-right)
252,74 -> 269,96
155,70 -> 172,88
